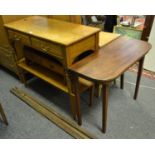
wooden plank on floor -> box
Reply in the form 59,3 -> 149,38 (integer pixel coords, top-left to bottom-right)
10,87 -> 96,139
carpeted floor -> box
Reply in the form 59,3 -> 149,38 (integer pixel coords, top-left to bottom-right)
129,64 -> 155,80
0,67 -> 155,139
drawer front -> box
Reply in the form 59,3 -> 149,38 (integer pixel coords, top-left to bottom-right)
8,30 -> 31,45
24,47 -> 64,75
31,37 -> 63,58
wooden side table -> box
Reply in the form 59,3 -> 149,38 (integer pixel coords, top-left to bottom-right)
4,16 -> 100,120
69,36 -> 151,133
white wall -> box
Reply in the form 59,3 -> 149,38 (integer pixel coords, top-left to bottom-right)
144,17 -> 155,72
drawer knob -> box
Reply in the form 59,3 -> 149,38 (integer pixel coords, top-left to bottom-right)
15,38 -> 21,41
41,46 -> 50,52
14,35 -> 21,41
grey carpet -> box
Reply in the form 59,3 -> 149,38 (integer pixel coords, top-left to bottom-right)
0,67 -> 155,139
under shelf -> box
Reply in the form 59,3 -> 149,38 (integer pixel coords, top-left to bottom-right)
18,59 -> 93,94
18,59 -> 69,93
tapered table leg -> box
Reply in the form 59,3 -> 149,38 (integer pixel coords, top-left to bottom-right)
69,94 -> 77,120
0,103 -> 8,125
72,74 -> 82,125
120,73 -> 124,89
89,85 -> 94,107
102,83 -> 109,133
134,57 -> 145,100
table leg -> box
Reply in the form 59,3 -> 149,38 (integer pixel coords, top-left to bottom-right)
120,73 -> 124,89
134,57 -> 145,100
95,83 -> 102,97
102,83 -> 109,133
18,68 -> 27,85
0,103 -> 8,125
72,74 -> 82,125
69,94 -> 77,120
65,71 -> 77,120
89,85 -> 94,107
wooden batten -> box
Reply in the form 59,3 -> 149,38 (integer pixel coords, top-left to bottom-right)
10,87 -> 96,139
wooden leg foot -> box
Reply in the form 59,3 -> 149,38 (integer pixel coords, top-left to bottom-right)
73,75 -> 82,126
134,57 -> 144,100
102,83 -> 109,133
120,73 -> 124,89
89,86 -> 94,107
95,83 -> 102,98
69,95 -> 77,120
18,69 -> 27,85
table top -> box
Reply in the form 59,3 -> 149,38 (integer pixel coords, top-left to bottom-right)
4,16 -> 100,46
99,32 -> 120,48
69,36 -> 151,83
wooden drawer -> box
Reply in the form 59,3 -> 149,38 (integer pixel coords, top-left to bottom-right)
24,47 -> 64,76
8,30 -> 31,45
31,37 -> 63,59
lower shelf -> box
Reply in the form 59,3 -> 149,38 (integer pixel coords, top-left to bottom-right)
18,59 -> 69,93
18,59 -> 93,94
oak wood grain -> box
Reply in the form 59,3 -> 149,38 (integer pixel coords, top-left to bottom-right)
99,32 -> 120,48
4,16 -> 100,46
